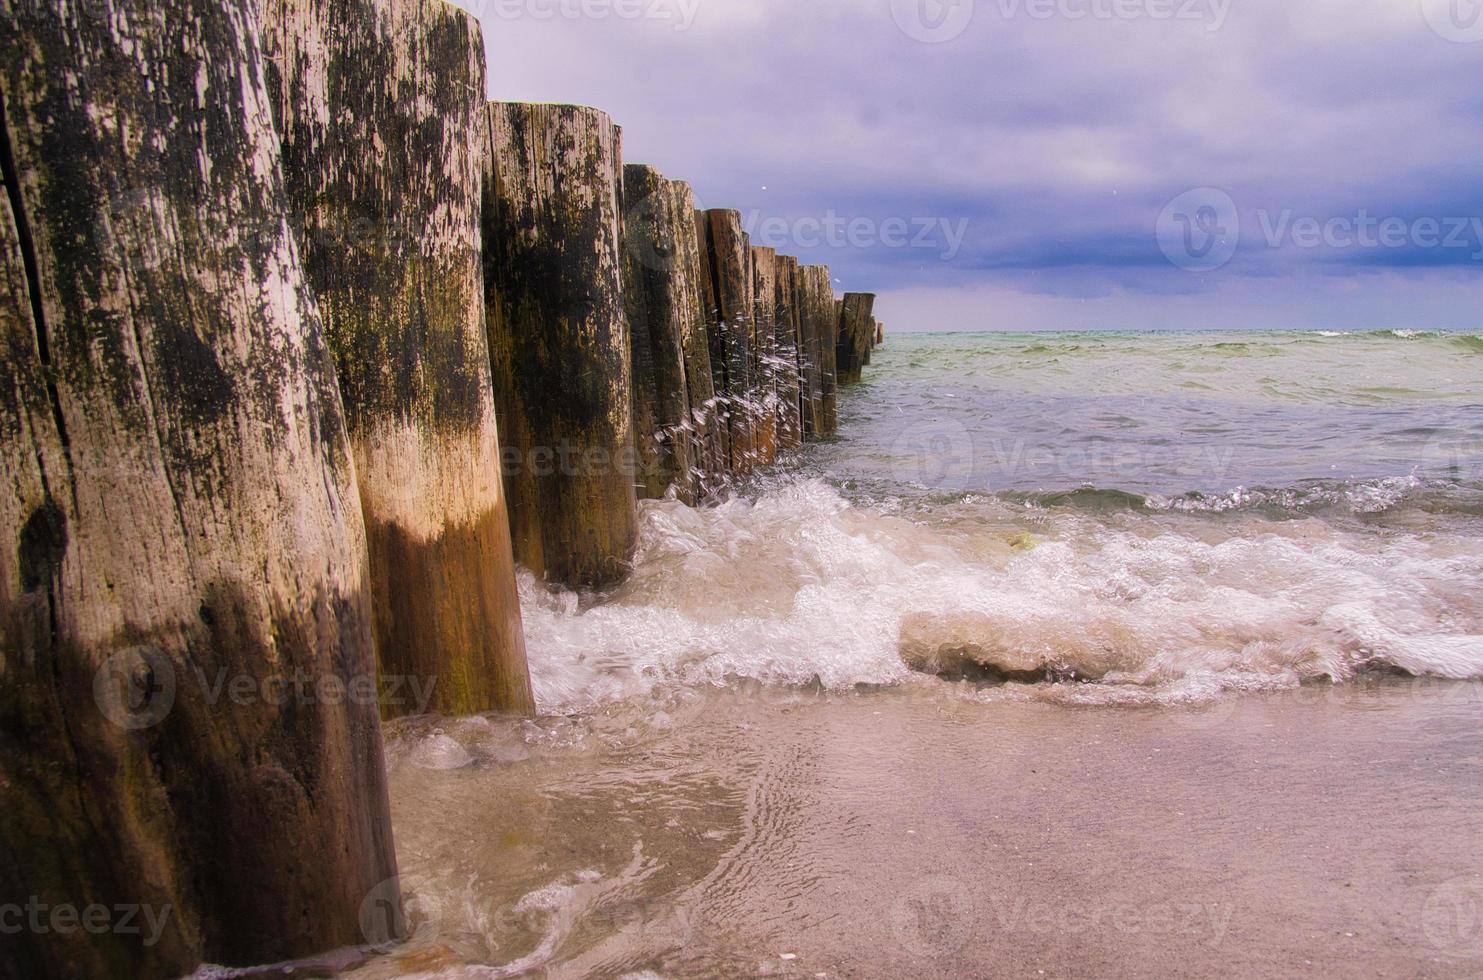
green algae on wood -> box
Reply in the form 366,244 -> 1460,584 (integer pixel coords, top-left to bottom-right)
0,0 -> 398,973
260,0 -> 534,718
483,102 -> 638,589
621,164 -> 721,502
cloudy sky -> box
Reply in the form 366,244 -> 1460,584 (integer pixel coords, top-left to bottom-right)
455,0 -> 1483,331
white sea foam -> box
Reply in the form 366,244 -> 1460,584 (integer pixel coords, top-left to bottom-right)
519,478 -> 1483,713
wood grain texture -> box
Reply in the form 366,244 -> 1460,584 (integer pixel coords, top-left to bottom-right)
748,245 -> 779,466
774,254 -> 803,450
691,208 -> 730,475
797,264 -> 834,438
836,292 -> 876,386
0,0 -> 397,973
483,102 -> 638,589
699,209 -> 756,475
261,0 -> 534,718
621,164 -> 721,502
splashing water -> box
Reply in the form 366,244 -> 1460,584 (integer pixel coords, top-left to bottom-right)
353,329 -> 1483,980
519,329 -> 1483,709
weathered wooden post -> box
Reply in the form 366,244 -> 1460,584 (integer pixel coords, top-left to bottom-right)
483,102 -> 638,588
622,164 -> 722,502
0,0 -> 398,974
749,245 -> 780,465
836,297 -> 858,386
262,0 -> 533,717
877,320 -> 886,346
836,292 -> 877,385
692,209 -> 731,478
775,255 -> 804,449
698,209 -> 756,474
798,265 -> 835,437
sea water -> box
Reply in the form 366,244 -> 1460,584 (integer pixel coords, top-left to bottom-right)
356,329 -> 1483,978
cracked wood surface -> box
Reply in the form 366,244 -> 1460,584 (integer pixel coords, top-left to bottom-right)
0,0 -> 398,973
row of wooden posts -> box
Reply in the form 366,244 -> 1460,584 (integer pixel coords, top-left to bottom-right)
0,0 -> 882,976
491,104 -> 884,592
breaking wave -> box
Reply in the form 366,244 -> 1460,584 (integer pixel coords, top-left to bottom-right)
519,477 -> 1483,713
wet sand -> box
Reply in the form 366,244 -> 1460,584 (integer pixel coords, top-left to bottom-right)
357,678 -> 1483,978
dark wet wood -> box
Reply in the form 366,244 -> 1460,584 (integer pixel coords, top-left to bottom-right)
749,246 -> 779,465
698,209 -> 756,474
797,265 -> 836,437
836,293 -> 877,386
262,0 -> 534,718
775,255 -> 804,449
483,102 -> 638,589
0,0 -> 398,973
622,165 -> 722,502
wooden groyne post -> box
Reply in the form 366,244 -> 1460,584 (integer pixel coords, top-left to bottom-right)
263,0 -> 533,717
798,265 -> 837,437
622,164 -> 721,502
749,245 -> 780,465
0,0 -> 398,972
483,102 -> 638,589
836,292 -> 877,386
775,255 -> 804,449
698,209 -> 757,474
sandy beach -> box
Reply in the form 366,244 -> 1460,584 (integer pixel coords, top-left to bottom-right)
363,677 -> 1483,978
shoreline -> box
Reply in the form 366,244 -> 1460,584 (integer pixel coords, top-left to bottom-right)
357,678 -> 1483,977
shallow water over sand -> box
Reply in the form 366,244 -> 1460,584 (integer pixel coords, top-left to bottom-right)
359,329 -> 1483,977
362,682 -> 1483,977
